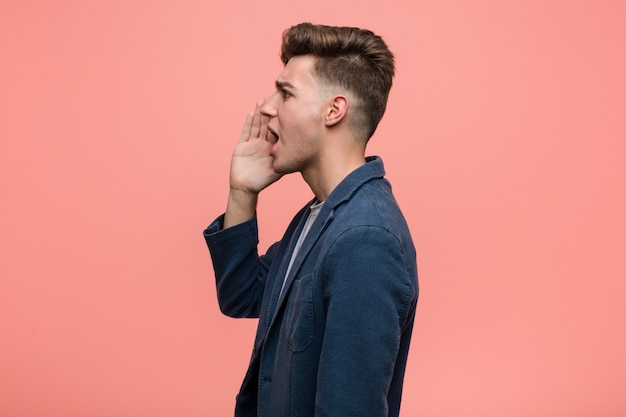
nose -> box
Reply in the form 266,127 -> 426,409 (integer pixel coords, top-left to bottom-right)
260,92 -> 279,118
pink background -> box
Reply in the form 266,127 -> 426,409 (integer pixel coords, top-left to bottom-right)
1,1 -> 625,416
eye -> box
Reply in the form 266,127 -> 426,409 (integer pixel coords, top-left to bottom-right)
280,89 -> 293,99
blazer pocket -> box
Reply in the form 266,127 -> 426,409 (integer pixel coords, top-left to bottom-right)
284,274 -> 315,352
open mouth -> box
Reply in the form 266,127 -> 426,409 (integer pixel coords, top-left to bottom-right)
267,126 -> 279,144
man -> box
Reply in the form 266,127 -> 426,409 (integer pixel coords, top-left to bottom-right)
204,23 -> 418,417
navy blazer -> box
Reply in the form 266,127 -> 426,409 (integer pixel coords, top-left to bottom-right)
204,156 -> 418,417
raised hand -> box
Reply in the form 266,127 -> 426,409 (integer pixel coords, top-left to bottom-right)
230,100 -> 282,194
224,100 -> 282,228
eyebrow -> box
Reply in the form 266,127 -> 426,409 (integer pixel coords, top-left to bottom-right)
276,80 -> 296,90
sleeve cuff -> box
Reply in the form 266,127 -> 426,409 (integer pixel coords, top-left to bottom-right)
203,213 -> 259,256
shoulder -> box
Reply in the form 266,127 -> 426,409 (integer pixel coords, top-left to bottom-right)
330,176 -> 411,236
324,224 -> 408,269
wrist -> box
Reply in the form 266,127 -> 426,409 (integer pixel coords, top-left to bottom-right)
224,189 -> 258,229
228,188 -> 258,205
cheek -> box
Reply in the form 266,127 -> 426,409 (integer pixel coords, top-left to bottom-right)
279,101 -> 324,137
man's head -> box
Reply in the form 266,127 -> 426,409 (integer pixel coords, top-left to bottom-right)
280,23 -> 395,142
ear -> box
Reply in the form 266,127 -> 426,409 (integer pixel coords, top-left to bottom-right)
324,95 -> 349,127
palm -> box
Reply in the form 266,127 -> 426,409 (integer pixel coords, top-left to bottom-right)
230,106 -> 282,194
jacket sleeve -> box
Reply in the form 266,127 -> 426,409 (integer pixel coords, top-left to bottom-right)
315,225 -> 417,417
203,214 -> 279,318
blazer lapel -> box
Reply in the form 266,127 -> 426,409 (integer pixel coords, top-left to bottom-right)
271,207 -> 334,321
262,207 -> 310,329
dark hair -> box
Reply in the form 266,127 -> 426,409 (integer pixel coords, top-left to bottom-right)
281,23 -> 395,141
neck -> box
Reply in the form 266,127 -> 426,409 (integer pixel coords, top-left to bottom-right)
302,139 -> 366,202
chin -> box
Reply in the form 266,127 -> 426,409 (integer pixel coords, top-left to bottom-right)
273,166 -> 290,175
272,162 -> 296,175
271,160 -> 285,174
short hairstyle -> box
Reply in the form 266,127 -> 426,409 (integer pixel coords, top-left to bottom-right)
280,23 -> 395,141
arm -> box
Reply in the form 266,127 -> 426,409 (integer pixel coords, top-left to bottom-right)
204,215 -> 280,318
204,100 -> 283,317
315,226 -> 417,416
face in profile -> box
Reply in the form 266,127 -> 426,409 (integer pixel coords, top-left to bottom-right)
262,55 -> 329,176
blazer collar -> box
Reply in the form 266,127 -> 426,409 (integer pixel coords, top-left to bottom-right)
324,156 -> 386,210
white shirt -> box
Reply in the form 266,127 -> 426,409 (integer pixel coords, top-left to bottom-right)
280,200 -> 324,294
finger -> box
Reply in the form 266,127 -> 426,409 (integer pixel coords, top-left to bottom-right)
239,111 -> 254,143
259,114 -> 269,142
254,99 -> 264,115
265,126 -> 276,143
252,99 -> 266,138
250,112 -> 261,138
254,98 -> 270,141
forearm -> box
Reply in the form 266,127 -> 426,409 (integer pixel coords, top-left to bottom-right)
224,188 -> 258,229
204,214 -> 272,318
